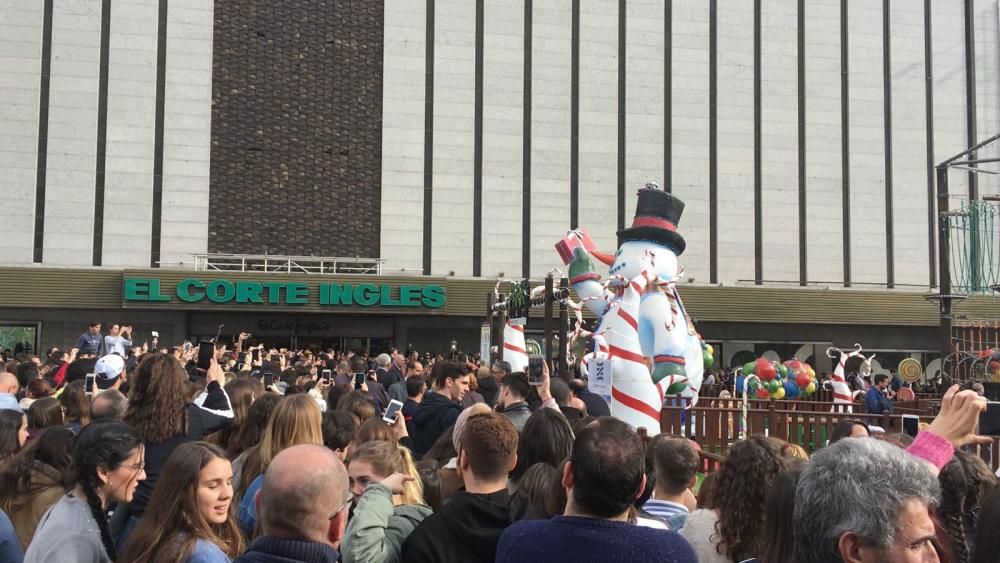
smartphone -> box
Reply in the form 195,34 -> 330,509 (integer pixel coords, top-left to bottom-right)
980,402 -> 1000,436
151,331 -> 159,338
251,348 -> 260,362
382,399 -> 405,424
321,369 -> 332,384
354,372 -> 365,389
183,341 -> 192,353
84,373 -> 96,395
196,341 -> 214,371
527,355 -> 544,386
263,372 -> 274,388
901,414 -> 920,438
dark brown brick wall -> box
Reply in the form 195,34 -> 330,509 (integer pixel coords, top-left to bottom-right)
209,0 -> 383,257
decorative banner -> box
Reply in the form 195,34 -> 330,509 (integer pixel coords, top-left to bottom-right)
588,357 -> 613,407
898,358 -> 922,382
480,323 -> 491,366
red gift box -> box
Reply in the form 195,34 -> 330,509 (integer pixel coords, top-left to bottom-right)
555,229 -> 597,264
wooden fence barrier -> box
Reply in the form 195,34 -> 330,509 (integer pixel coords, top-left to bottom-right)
659,404 -> 1000,473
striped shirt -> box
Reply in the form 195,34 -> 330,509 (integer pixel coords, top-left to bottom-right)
642,499 -> 689,523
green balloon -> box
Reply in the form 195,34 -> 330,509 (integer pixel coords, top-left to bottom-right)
743,361 -> 756,375
778,365 -> 789,377
767,380 -> 781,393
703,351 -> 715,369
748,380 -> 760,393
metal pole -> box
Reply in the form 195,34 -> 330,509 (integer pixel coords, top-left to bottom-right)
544,275 -> 554,364
558,277 -> 569,377
938,166 -> 954,363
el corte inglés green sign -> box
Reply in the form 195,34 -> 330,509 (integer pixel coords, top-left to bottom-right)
124,278 -> 446,308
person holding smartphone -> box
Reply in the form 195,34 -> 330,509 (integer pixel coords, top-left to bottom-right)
103,324 -> 133,358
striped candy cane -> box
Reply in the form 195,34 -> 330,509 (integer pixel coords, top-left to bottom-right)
606,264 -> 664,435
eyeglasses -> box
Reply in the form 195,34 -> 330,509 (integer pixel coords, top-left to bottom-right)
328,491 -> 352,521
124,462 -> 146,472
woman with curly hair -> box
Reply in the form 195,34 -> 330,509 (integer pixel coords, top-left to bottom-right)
121,353 -> 234,542
124,442 -> 244,563
23,422 -> 145,562
0,426 -> 72,549
680,435 -> 784,563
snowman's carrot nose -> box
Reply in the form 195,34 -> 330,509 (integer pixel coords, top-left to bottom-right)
592,251 -> 615,266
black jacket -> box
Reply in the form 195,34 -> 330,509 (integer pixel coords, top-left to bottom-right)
411,390 -> 461,456
401,489 -> 528,563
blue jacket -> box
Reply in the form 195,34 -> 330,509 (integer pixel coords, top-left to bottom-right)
234,536 -> 340,563
865,387 -> 893,415
0,509 -> 23,563
238,475 -> 264,536
187,539 -> 231,563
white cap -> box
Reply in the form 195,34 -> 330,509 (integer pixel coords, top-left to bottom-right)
94,355 -> 125,386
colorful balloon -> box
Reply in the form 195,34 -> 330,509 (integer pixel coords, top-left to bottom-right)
772,387 -> 786,400
805,382 -> 816,395
784,379 -> 800,398
795,372 -> 812,389
743,361 -> 756,375
757,388 -> 770,399
757,359 -> 777,381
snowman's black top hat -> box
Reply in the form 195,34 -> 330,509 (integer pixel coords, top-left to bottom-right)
616,183 -> 686,255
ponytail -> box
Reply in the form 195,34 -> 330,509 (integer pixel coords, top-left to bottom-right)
349,441 -> 426,506
71,422 -> 143,562
397,445 -> 425,506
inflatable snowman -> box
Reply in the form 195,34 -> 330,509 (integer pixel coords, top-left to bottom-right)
557,182 -> 709,431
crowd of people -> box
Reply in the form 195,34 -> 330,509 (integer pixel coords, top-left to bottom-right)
0,321 -> 996,562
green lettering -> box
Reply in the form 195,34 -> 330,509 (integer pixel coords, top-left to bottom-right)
400,286 -> 421,307
421,285 -> 446,308
319,284 -> 330,305
354,284 -> 380,306
177,279 -> 206,302
262,282 -> 285,304
124,279 -> 149,301
235,281 -> 263,304
206,280 -> 236,303
146,279 -> 170,301
380,285 -> 401,307
287,283 -> 308,304
328,284 -> 353,305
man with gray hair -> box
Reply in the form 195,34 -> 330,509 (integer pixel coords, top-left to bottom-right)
236,444 -> 350,562
795,384 -> 988,563
91,389 -> 127,421
794,437 -> 941,562
375,353 -> 400,388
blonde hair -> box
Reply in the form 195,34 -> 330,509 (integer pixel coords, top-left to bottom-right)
348,440 -> 425,506
237,394 -> 323,499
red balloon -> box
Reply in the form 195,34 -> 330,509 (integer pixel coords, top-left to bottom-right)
795,372 -> 812,388
756,388 -> 770,399
757,358 -> 777,381
786,360 -> 803,371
